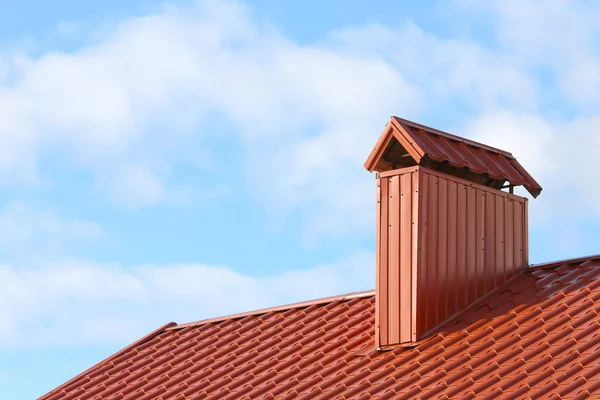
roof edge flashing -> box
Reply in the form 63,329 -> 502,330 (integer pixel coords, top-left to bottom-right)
528,254 -> 600,271
169,290 -> 376,330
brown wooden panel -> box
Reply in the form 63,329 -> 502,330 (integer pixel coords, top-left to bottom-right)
388,175 -> 401,345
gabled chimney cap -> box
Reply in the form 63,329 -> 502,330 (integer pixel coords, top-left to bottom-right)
364,116 -> 543,198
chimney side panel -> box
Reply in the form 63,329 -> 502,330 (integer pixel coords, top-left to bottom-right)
417,168 -> 528,340
426,173 -> 440,329
376,167 -> 420,347
375,177 -> 381,348
388,175 -> 401,345
455,181 -> 468,312
465,186 -> 478,306
399,172 -> 415,343
416,170 -> 429,339
447,180 -> 458,318
376,166 -> 528,347
376,177 -> 390,348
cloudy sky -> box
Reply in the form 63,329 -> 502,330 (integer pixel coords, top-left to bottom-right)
1,0 -> 599,398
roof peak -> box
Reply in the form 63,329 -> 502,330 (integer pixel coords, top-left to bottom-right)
365,116 -> 543,198
168,289 -> 375,330
392,116 -> 514,158
528,253 -> 600,271
166,254 -> 600,331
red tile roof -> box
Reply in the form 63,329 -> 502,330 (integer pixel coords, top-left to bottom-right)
365,116 -> 543,198
40,254 -> 600,399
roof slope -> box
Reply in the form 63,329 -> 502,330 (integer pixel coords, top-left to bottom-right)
40,255 -> 600,399
365,116 -> 543,198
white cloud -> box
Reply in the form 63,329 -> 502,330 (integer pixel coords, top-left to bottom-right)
462,111 -> 600,261
0,0 -> 598,358
0,0 -> 418,227
0,251 -> 373,347
443,0 -> 600,108
464,112 -> 556,181
107,163 -> 166,206
104,162 -> 200,208
0,202 -> 107,260
0,0 -> 598,245
329,21 -> 539,112
4,0 -> 591,242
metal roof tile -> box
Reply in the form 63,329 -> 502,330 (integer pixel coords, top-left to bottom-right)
40,255 -> 600,399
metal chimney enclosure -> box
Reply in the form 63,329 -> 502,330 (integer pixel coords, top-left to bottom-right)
365,117 -> 541,347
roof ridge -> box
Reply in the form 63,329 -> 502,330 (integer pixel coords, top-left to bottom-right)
528,254 -> 600,271
391,116 -> 515,158
168,289 -> 375,330
168,254 -> 600,332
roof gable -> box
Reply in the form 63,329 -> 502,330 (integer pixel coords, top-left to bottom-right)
41,255 -> 600,399
364,116 -> 543,198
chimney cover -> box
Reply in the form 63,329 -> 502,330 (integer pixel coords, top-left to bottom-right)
367,116 -> 541,347
364,116 -> 542,198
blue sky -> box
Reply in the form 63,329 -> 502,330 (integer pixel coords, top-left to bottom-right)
1,0 -> 599,398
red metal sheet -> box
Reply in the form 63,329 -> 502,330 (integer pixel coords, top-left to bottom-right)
410,170 -> 420,340
375,178 -> 382,347
524,199 -> 529,267
399,173 -> 413,343
426,173 -> 439,329
466,186 -> 477,305
365,117 -> 543,198
495,195 -> 505,284
485,192 -> 495,292
456,182 -> 467,312
378,177 -> 389,347
376,166 -> 528,345
417,170 -> 429,337
447,180 -> 458,317
475,189 -> 485,298
514,201 -> 524,274
437,176 -> 448,324
388,175 -> 401,345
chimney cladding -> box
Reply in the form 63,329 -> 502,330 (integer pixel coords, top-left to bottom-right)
365,117 -> 542,347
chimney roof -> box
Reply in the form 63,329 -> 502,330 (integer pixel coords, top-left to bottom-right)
364,116 -> 543,198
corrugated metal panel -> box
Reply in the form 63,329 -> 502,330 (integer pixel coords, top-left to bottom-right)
364,116 -> 543,198
376,168 -> 420,346
376,166 -> 528,346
